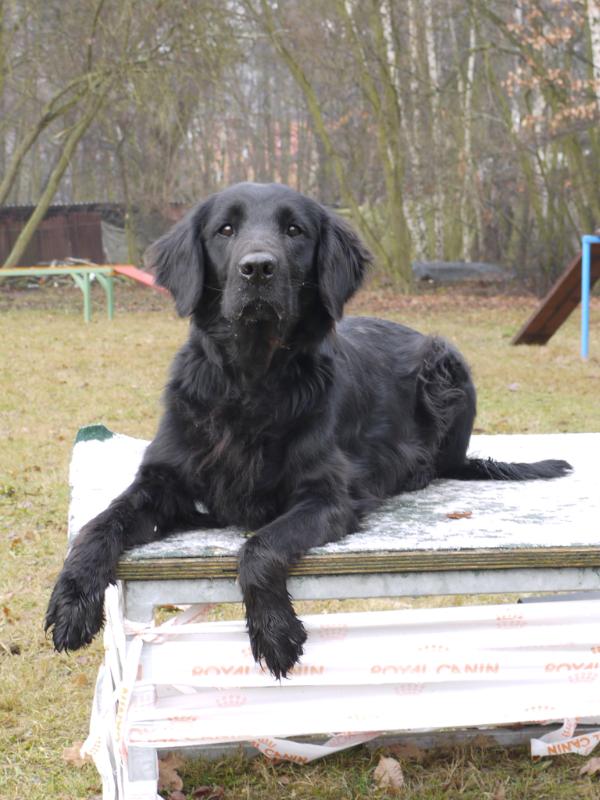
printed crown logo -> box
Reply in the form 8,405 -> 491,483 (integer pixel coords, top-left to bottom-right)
568,672 -> 598,684
394,683 -> 426,696
216,693 -> 248,708
495,614 -> 526,628
524,704 -> 557,723
525,705 -> 556,714
316,624 -> 348,641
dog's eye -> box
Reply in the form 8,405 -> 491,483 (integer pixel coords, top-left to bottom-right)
286,224 -> 302,237
218,224 -> 234,237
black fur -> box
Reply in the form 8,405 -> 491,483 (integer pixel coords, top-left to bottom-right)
45,182 -> 571,678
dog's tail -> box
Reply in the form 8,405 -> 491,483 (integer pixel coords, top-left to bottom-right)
444,457 -> 572,481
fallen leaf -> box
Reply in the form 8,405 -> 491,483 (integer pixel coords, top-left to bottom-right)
492,783 -> 506,800
389,741 -> 425,762
446,510 -> 473,520
580,757 -> 600,776
191,786 -> 225,799
62,741 -> 91,767
0,640 -> 21,656
192,787 -> 225,799
373,755 -> 404,792
72,673 -> 89,687
159,753 -> 185,792
168,792 -> 187,800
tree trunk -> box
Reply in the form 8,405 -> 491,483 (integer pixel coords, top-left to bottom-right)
460,19 -> 477,260
116,137 -> 139,265
423,0 -> 444,259
3,85 -> 111,268
587,0 -> 600,115
332,0 -> 412,285
396,0 -> 428,259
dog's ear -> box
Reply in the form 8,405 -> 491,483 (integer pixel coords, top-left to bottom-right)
144,203 -> 208,317
317,211 -> 372,320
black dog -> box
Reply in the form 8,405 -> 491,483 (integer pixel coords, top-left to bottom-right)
46,182 -> 571,678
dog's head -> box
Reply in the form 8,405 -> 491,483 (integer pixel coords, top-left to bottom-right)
145,183 -> 371,340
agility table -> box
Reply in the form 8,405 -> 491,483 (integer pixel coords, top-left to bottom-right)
66,427 -> 599,798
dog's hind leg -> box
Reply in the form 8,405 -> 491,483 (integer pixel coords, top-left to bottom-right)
424,342 -> 572,481
435,382 -> 477,478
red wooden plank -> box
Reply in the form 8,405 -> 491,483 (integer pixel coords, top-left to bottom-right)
113,264 -> 169,294
512,245 -> 600,345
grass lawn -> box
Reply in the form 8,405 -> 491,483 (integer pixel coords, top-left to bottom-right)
0,280 -> 599,800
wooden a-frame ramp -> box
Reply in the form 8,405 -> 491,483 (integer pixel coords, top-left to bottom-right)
512,242 -> 600,344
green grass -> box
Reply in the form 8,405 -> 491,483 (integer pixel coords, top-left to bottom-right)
0,281 -> 599,799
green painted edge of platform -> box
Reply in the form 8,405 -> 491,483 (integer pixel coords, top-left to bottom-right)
116,545 -> 600,581
75,424 -> 115,443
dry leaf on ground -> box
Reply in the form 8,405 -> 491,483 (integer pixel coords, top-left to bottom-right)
446,510 -> 473,520
62,741 -> 90,767
192,786 -> 225,799
168,792 -> 187,800
492,783 -> 507,800
159,753 -> 186,792
580,757 -> 600,776
389,741 -> 426,762
373,755 -> 405,791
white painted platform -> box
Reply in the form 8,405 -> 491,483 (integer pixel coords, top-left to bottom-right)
67,427 -> 600,799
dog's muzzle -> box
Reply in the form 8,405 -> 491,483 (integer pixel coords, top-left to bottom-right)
224,250 -> 288,323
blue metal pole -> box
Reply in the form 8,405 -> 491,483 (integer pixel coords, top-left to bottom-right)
581,235 -> 600,359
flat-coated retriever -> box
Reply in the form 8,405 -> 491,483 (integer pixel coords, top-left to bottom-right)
46,182 -> 571,678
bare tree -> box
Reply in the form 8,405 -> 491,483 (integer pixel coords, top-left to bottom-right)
3,0 -> 600,289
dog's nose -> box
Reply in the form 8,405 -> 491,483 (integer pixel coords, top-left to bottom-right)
238,252 -> 277,283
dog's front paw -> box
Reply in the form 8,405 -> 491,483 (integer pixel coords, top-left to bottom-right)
238,536 -> 307,678
247,603 -> 307,680
45,571 -> 106,651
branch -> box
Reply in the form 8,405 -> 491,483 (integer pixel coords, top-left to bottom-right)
246,0 -> 393,273
2,82 -> 113,268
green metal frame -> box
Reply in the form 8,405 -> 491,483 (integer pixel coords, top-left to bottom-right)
0,266 -> 114,322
